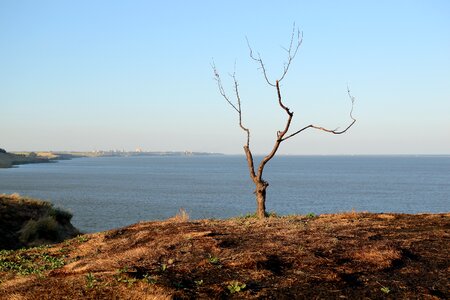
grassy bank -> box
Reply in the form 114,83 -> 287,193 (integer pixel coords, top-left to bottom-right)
0,194 -> 80,250
0,210 -> 448,299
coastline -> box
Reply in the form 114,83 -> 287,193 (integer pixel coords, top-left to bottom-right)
0,152 -> 52,168
0,151 -> 223,169
0,151 -> 82,169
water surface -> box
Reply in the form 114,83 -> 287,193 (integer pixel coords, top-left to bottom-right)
0,155 -> 448,232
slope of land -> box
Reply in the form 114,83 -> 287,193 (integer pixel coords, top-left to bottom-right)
0,194 -> 80,250
0,151 -> 81,168
0,152 -> 51,168
0,211 -> 448,299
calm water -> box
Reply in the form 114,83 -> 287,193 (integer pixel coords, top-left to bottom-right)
0,155 -> 448,233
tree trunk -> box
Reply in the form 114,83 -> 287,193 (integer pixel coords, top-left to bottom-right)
255,181 -> 268,218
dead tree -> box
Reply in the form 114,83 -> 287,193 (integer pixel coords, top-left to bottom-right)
213,26 -> 356,218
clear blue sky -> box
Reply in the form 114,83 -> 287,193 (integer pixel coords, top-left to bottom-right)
1,1 -> 449,154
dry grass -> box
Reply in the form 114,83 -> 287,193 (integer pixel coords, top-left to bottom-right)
0,193 -> 51,207
0,213 -> 448,299
166,208 -> 190,222
4,293 -> 28,300
352,245 -> 402,269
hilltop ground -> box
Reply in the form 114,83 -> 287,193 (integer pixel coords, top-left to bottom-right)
0,207 -> 448,299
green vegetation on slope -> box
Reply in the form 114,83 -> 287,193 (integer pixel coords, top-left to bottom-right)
0,194 -> 80,250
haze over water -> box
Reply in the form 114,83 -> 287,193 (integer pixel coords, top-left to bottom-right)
0,155 -> 448,233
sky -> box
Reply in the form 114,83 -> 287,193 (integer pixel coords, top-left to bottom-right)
1,1 -> 449,155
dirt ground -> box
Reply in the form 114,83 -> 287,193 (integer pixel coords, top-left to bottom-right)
0,212 -> 448,299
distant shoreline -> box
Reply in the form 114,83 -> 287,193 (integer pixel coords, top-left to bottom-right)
56,150 -> 224,157
0,151 -> 224,169
1,151 -> 447,169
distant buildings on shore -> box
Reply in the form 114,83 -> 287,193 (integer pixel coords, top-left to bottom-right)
88,149 -> 222,157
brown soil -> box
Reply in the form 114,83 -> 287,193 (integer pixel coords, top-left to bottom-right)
0,212 -> 448,299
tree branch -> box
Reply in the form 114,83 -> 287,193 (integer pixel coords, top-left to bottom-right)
281,87 -> 356,141
247,23 -> 303,87
212,62 -> 240,113
256,80 -> 293,181
231,70 -> 251,148
212,61 -> 255,180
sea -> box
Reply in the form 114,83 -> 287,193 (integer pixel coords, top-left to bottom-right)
0,155 -> 448,233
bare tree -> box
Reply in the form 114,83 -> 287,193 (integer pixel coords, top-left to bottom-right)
213,26 -> 356,218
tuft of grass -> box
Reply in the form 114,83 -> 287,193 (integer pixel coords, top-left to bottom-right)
194,279 -> 203,286
77,235 -> 89,243
85,272 -> 97,289
266,211 -> 279,218
305,212 -> 317,218
227,281 -> 246,294
236,211 -> 279,221
160,263 -> 168,272
208,255 -> 220,265
8,193 -> 22,199
241,213 -> 257,219
115,274 -> 137,286
168,208 -> 190,222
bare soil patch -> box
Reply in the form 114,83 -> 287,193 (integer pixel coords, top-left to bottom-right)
1,212 -> 448,299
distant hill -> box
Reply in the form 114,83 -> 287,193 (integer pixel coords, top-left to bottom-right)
0,150 -> 92,168
0,151 -> 50,168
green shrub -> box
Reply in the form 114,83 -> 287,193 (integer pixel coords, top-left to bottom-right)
19,216 -> 59,244
49,207 -> 73,223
